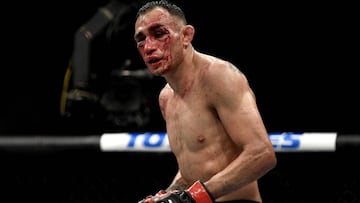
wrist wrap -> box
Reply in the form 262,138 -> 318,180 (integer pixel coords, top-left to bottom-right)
186,181 -> 215,203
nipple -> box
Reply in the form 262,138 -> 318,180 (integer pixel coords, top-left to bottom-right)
197,135 -> 205,143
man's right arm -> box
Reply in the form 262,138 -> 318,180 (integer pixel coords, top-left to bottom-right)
166,170 -> 189,191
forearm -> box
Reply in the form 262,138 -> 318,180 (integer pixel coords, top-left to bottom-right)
166,170 -> 190,191
204,147 -> 276,199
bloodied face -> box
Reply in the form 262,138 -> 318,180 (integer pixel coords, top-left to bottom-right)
134,7 -> 189,76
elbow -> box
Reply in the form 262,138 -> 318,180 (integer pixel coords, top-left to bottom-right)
254,144 -> 277,173
250,144 -> 277,175
265,147 -> 277,171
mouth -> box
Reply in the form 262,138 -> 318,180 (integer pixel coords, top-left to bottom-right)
147,57 -> 162,66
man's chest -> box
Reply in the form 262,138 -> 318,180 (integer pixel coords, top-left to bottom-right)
164,94 -> 214,128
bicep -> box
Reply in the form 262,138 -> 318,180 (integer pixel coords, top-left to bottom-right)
213,73 -> 268,147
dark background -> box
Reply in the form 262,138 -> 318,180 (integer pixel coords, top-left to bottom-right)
0,0 -> 359,202
1,0 -> 359,134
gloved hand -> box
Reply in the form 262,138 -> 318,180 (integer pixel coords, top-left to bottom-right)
139,181 -> 214,203
138,190 -> 168,203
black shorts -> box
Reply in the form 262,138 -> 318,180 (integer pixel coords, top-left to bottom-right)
217,201 -> 261,203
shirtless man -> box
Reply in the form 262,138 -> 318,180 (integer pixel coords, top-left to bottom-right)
134,1 -> 277,202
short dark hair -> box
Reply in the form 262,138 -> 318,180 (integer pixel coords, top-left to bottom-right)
136,0 -> 187,24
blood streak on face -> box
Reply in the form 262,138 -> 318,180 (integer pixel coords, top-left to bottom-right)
135,8 -> 181,76
159,34 -> 172,75
146,24 -> 175,76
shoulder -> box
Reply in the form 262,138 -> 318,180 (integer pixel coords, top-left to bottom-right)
201,56 -> 249,91
159,83 -> 173,108
159,83 -> 172,99
199,56 -> 253,105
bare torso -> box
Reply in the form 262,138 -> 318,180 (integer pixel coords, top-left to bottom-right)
159,53 -> 262,202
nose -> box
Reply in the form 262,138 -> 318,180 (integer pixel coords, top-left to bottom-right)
144,37 -> 156,54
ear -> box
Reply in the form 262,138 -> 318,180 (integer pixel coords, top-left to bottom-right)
182,25 -> 195,47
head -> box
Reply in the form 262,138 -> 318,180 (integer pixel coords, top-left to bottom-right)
134,0 -> 195,76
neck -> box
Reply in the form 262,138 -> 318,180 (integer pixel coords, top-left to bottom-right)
164,48 -> 199,96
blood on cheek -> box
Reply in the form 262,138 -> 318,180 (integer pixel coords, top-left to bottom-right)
158,35 -> 173,74
140,33 -> 173,73
147,35 -> 172,61
162,36 -> 171,59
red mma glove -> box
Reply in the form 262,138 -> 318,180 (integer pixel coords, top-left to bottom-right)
148,180 -> 215,203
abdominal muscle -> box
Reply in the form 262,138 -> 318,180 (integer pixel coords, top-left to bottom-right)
169,128 -> 262,202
